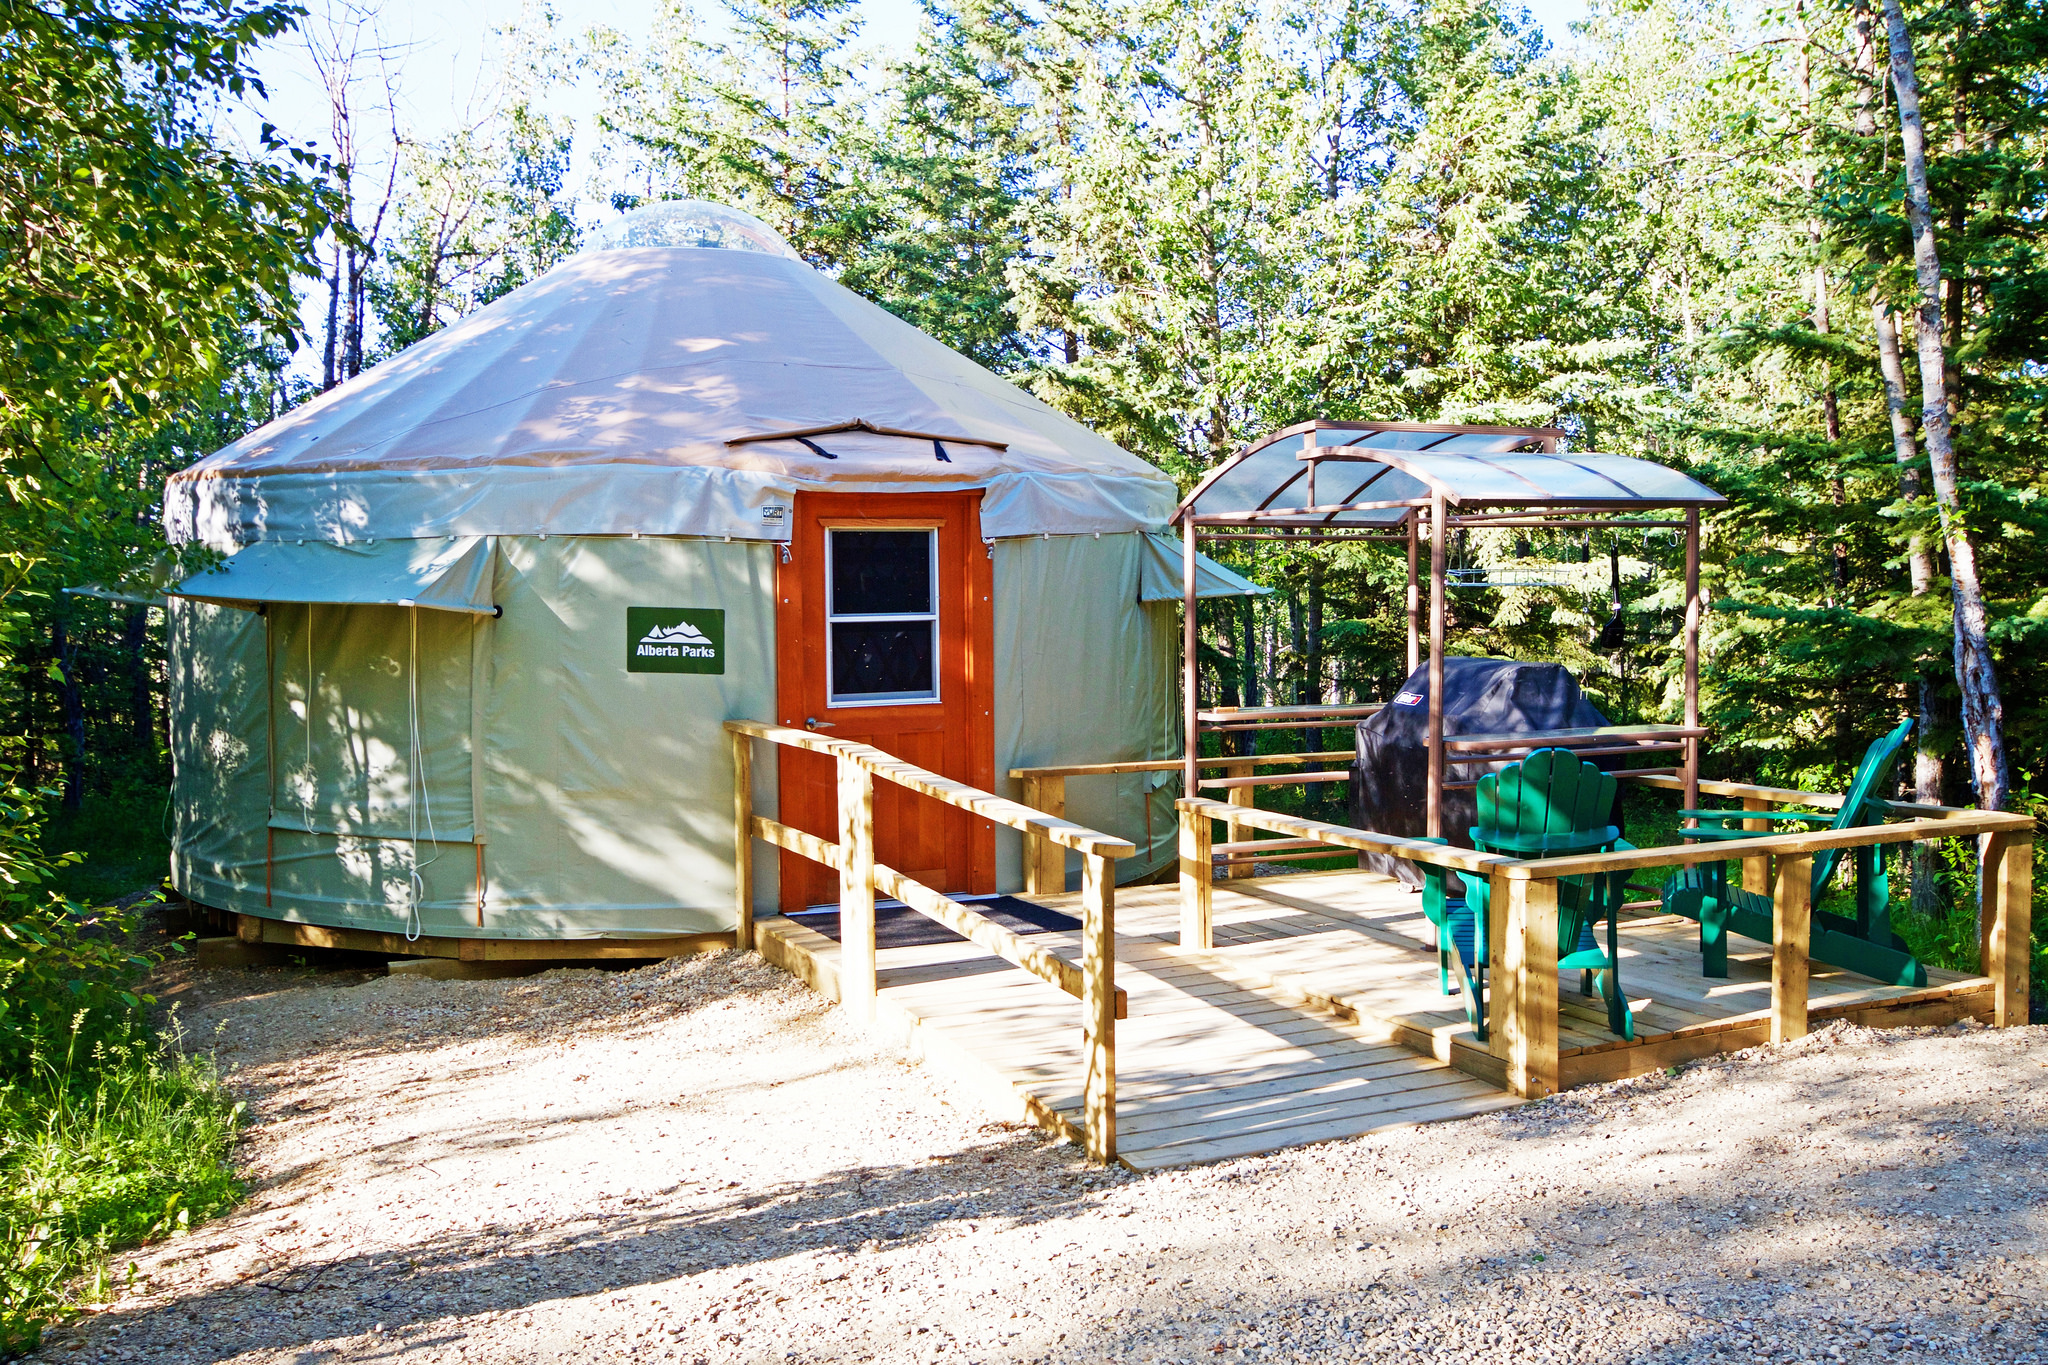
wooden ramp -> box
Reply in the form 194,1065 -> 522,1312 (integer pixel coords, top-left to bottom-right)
757,872 -> 1519,1172
755,868 -> 1991,1171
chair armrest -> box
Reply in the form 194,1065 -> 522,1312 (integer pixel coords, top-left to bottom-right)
1676,809 -> 1833,823
1415,835 -> 1451,926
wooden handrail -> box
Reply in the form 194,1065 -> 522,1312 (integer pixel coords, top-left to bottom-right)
1009,750 -> 1354,780
729,718 -> 1122,1164
1174,785 -> 2034,1103
1507,809 -> 2032,879
727,719 -> 1135,859
1197,704 -> 1384,720
1176,796 -> 1513,875
871,861 -> 1126,1020
1198,771 -> 1352,790
1619,771 -> 1846,808
1444,724 -> 1707,751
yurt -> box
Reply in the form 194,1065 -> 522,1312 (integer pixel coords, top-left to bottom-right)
164,202 -> 1250,950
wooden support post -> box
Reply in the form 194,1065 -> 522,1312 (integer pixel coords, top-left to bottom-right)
1081,850 -> 1117,1165
1771,853 -> 1813,1044
1020,775 -> 1068,896
1504,876 -> 1558,1098
1224,762 -> 1253,880
1740,795 -> 1768,895
1178,802 -> 1213,949
732,730 -> 754,951
1406,517 -> 1420,677
1426,493 -> 1447,839
1486,867 -> 1512,1062
837,754 -> 877,1022
1182,517 -> 1200,800
1984,832 -> 2034,1028
1682,507 -> 1702,828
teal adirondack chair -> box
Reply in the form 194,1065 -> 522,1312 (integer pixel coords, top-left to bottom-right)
1418,747 -> 1636,1042
1661,718 -> 1924,987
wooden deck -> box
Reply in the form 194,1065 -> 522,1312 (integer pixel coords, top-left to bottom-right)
756,868 -> 1994,1171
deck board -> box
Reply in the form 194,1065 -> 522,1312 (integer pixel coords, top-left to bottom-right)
755,866 -> 1991,1170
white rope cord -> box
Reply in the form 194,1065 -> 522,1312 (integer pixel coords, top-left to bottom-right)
302,603 -> 315,830
405,606 -> 440,941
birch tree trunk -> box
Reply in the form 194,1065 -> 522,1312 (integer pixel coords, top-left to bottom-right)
1873,297 -> 1951,913
1881,0 -> 2010,818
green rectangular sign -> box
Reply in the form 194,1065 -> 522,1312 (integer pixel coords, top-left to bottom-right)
627,607 -> 725,675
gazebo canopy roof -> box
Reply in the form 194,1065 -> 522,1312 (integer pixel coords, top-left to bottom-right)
1174,421 -> 1725,528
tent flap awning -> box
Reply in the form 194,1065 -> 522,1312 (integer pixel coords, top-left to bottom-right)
170,536 -> 499,614
1139,533 -> 1272,602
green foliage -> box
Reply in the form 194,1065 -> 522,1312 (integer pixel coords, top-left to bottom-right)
0,0 -> 333,465
0,1028 -> 243,1355
0,783 -> 156,1084
0,782 -> 238,1354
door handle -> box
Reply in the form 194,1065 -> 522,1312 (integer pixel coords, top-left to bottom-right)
805,717 -> 836,730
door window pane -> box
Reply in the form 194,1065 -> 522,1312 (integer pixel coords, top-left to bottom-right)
830,622 -> 937,701
830,530 -> 932,615
826,528 -> 939,704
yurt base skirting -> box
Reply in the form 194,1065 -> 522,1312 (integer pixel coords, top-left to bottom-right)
229,912 -> 733,962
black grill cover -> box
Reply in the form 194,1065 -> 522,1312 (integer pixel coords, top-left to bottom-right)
1349,656 -> 1618,886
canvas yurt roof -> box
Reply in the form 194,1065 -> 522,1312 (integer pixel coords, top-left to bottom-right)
166,202 -> 1178,550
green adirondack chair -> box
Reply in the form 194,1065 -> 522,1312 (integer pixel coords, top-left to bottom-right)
1661,718 -> 1924,987
1417,747 -> 1636,1041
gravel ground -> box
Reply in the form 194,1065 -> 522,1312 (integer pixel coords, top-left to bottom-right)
31,948 -> 2048,1365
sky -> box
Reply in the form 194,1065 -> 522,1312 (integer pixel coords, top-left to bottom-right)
238,0 -> 1592,370
242,0 -> 1596,204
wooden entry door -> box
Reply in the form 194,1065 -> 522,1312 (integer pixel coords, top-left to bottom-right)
774,492 -> 996,910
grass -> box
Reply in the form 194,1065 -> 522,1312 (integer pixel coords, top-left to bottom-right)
1,779 -> 243,1356
0,1023 -> 244,1355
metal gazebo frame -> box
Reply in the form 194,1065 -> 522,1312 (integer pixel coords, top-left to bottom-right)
1167,420 -> 1728,838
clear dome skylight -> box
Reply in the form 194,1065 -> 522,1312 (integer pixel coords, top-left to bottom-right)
582,200 -> 799,260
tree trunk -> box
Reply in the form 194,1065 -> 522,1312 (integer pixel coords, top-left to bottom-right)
121,604 -> 151,757
1882,0 -> 2009,820
322,240 -> 342,393
1872,296 -> 1947,914
53,613 -> 86,811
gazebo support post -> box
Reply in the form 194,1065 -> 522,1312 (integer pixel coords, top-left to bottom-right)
1683,507 -> 1702,826
1183,517 -> 1200,799
1426,493 -> 1448,839
1406,517 -> 1420,676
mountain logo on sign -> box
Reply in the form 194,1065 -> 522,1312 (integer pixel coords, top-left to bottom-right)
640,622 -> 711,647
636,620 -> 716,659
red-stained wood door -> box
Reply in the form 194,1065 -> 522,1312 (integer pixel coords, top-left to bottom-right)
774,492 -> 996,910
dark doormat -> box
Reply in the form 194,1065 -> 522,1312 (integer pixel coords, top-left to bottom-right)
787,896 -> 1080,950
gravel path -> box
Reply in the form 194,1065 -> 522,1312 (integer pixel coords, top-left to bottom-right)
31,949 -> 2048,1365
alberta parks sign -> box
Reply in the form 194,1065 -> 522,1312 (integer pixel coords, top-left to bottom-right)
627,607 -> 725,675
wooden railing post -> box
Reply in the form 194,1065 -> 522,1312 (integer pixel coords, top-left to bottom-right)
732,729 -> 754,951
837,754 -> 877,1021
1504,875 -> 1558,1098
1984,831 -> 2034,1027
1178,800 -> 1213,949
1019,774 -> 1067,896
1771,853 -> 1813,1044
1486,867 -> 1512,1061
1224,761 -> 1254,879
1741,795 -> 1768,895
1081,851 -> 1117,1165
